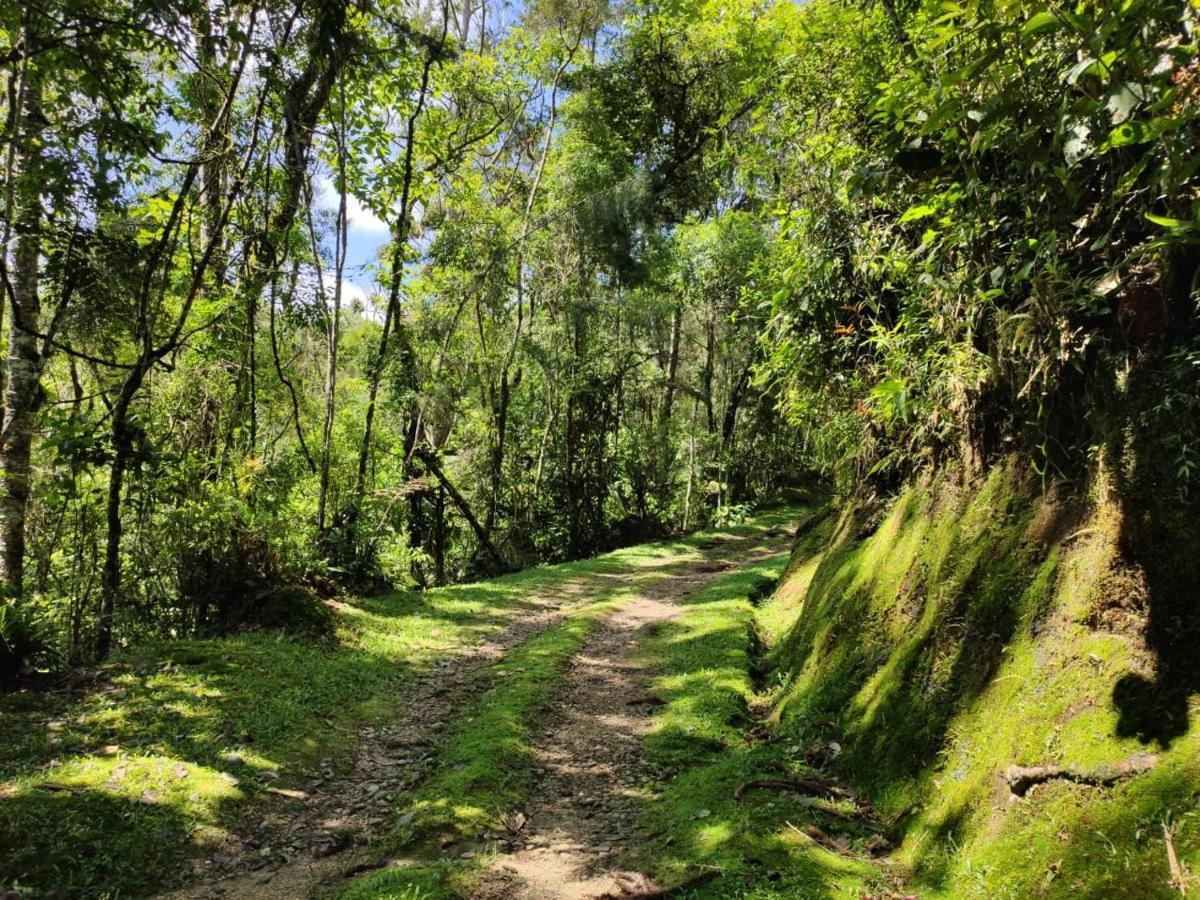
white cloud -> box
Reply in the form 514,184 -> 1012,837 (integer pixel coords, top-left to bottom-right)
337,278 -> 368,307
322,275 -> 384,324
314,175 -> 391,237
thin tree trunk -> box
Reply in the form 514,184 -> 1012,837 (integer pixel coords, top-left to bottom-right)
702,318 -> 716,434
656,303 -> 682,505
97,378 -> 142,659
96,3 -> 342,657
354,7 -> 449,506
415,448 -> 503,568
317,80 -> 348,532
683,398 -> 697,531
483,45 -> 573,538
433,484 -> 446,585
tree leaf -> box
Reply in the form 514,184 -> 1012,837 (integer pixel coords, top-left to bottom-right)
1022,11 -> 1060,37
899,204 -> 936,223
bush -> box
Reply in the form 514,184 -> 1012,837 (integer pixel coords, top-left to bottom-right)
0,602 -> 49,678
241,585 -> 335,638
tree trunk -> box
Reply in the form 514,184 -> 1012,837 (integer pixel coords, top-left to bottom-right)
656,303 -> 682,505
354,11 -> 448,506
702,319 -> 716,434
433,484 -> 446,585
0,69 -> 43,600
317,82 -> 348,532
415,448 -> 503,569
97,379 -> 142,659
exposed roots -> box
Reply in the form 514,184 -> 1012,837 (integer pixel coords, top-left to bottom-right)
1004,752 -> 1158,797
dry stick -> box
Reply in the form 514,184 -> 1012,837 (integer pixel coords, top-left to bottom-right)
738,777 -> 885,832
785,820 -> 854,857
597,868 -> 720,899
1003,752 -> 1158,797
734,777 -> 850,801
1164,821 -> 1187,896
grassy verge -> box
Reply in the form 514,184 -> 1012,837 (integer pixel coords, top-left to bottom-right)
630,532 -> 893,899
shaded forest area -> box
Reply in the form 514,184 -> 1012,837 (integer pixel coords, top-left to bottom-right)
1,0 -> 1197,680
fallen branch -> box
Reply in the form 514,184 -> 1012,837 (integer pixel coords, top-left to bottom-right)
734,777 -> 848,801
1004,752 -> 1157,797
785,820 -> 852,856
1165,821 -> 1187,896
796,795 -> 885,830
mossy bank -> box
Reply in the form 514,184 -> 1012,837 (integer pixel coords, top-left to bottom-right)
764,458 -> 1200,897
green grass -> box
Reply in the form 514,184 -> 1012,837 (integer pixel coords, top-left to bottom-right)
0,510 -> 796,898
334,860 -> 466,899
628,540 -> 887,899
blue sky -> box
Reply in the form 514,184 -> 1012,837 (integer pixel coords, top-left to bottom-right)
313,175 -> 392,306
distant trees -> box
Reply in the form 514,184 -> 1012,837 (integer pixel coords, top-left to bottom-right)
0,0 -> 800,671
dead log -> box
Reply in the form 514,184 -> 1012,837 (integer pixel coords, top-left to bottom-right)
1004,752 -> 1157,797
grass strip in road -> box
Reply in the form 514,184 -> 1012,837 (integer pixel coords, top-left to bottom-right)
334,597 -> 625,900
394,593 -> 626,847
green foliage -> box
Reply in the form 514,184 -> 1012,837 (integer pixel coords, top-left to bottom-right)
0,602 -> 50,677
750,0 -> 1200,491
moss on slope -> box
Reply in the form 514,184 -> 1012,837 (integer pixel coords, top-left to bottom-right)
770,458 -> 1200,897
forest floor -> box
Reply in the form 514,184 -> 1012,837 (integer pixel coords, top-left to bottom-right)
2,508 -> 869,899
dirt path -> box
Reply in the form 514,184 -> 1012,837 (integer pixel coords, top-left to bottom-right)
473,538 -> 789,900
162,527 -> 790,900
164,578 -> 609,900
